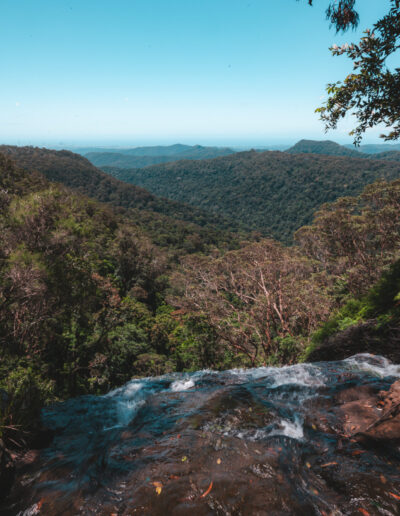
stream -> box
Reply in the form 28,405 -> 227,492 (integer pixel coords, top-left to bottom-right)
3,354 -> 400,515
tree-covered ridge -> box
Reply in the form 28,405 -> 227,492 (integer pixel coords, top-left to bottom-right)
372,151 -> 400,162
85,144 -> 236,168
287,140 -> 400,162
90,143 -> 235,158
286,139 -> 363,157
104,150 -> 400,243
0,145 -> 246,254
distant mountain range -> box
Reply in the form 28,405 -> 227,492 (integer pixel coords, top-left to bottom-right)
83,140 -> 400,169
84,144 -> 236,168
346,143 -> 400,154
286,139 -> 400,162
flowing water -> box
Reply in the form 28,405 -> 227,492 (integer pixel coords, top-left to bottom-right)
3,354 -> 400,515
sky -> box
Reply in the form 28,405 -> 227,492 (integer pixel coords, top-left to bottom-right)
0,0 -> 394,148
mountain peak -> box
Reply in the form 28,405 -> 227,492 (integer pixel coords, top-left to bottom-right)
286,139 -> 363,158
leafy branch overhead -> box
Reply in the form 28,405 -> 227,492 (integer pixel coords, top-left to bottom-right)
308,1 -> 400,143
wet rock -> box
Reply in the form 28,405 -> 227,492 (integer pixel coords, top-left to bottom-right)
361,380 -> 400,441
307,320 -> 400,363
334,385 -> 377,404
0,439 -> 15,500
335,380 -> 400,441
4,356 -> 400,515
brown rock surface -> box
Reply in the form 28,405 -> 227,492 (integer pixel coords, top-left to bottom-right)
336,380 -> 400,440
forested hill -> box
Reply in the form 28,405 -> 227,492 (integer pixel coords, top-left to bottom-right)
0,145 -> 245,253
372,150 -> 400,162
104,150 -> 400,243
85,144 -> 236,168
286,139 -> 363,158
287,139 -> 400,162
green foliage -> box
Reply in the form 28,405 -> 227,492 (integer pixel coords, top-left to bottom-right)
265,337 -> 303,366
0,155 -> 243,439
0,364 -> 55,437
302,258 -> 400,360
133,353 -> 174,377
0,145 -> 246,255
314,2 -> 400,143
105,150 -> 400,244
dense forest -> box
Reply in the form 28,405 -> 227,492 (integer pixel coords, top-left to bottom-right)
172,177 -> 400,365
0,146 -> 248,255
1,146 -> 400,450
104,150 -> 400,243
0,153 -> 241,445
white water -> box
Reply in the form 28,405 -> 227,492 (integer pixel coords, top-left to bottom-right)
99,353 -> 400,431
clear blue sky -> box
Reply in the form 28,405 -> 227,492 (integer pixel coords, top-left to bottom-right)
0,0 -> 392,147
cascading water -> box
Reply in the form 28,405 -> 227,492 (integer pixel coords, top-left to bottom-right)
3,354 -> 400,515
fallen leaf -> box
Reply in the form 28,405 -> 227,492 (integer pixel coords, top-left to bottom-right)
389,492 -> 400,500
152,481 -> 163,495
312,424 -> 317,430
352,450 -> 366,456
169,474 -> 180,480
380,474 -> 387,484
200,481 -> 213,498
306,462 -> 311,469
358,509 -> 370,516
181,456 -> 187,462
217,458 -> 222,464
321,462 -> 338,468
